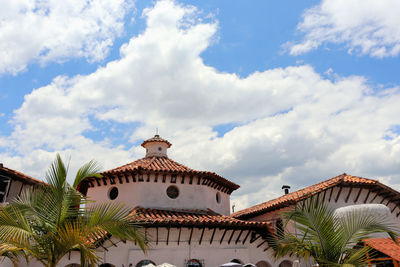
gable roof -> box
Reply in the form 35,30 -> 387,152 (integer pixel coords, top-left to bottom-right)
102,156 -> 239,192
232,173 -> 400,219
0,164 -> 43,185
364,238 -> 400,262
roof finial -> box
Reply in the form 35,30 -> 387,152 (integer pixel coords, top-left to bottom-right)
155,127 -> 159,137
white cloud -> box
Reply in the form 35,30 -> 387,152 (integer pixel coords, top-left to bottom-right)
0,0 -> 132,75
286,0 -> 400,58
2,0 -> 400,209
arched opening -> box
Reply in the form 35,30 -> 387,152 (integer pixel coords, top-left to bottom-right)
99,264 -> 116,267
186,259 -> 202,267
279,260 -> 292,267
231,259 -> 244,264
136,259 -> 156,267
256,260 -> 272,267
65,264 -> 81,267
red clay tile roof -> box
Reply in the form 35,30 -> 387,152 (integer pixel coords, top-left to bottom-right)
364,238 -> 400,261
132,207 -> 271,230
103,156 -> 239,191
141,135 -> 172,148
232,173 -> 399,219
0,164 -> 43,185
105,156 -> 193,173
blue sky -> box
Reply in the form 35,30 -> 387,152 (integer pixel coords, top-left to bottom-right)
1,0 -> 400,209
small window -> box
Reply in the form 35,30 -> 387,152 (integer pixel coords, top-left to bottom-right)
108,187 -> 119,200
166,185 -> 179,199
158,147 -> 162,151
216,192 -> 221,204
136,260 -> 156,267
186,259 -> 202,267
0,176 -> 11,203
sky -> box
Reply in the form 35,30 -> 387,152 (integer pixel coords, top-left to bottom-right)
1,0 -> 400,211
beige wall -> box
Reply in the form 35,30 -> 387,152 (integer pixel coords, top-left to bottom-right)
1,178 -> 33,204
86,174 -> 231,215
1,227 -> 296,267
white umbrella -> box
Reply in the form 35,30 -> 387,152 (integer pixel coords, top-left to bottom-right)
143,264 -> 156,267
243,264 -> 256,267
220,263 -> 243,267
157,263 -> 176,267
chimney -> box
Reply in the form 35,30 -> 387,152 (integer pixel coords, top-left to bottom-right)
0,163 -> 3,168
282,185 -> 290,195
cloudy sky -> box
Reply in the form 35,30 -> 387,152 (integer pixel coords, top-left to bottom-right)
1,0 -> 400,211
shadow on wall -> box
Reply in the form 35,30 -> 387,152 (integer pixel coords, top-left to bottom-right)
256,261 -> 272,267
279,260 -> 292,267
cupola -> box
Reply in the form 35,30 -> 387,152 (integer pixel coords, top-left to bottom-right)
141,134 -> 172,158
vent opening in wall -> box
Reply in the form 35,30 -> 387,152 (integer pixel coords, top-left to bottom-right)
108,187 -> 119,200
216,192 -> 221,204
166,185 -> 179,199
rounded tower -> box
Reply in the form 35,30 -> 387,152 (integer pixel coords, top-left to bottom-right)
141,134 -> 171,158
80,135 -> 239,215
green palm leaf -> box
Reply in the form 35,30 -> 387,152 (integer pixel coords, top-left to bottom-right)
273,198 -> 399,266
0,154 -> 147,267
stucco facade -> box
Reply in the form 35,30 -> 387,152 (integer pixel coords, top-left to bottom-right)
86,173 -> 231,215
233,174 -> 400,266
0,164 -> 42,205
69,135 -> 280,267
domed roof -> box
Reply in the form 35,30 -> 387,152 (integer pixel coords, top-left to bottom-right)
334,204 -> 391,218
141,134 -> 172,148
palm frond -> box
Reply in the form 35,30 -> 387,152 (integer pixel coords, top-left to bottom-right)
73,160 -> 102,189
0,154 -> 146,267
274,198 -> 399,266
85,202 -> 147,251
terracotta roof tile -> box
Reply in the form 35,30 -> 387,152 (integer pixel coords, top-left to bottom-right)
364,238 -> 400,261
105,156 -> 193,173
232,173 -> 397,219
103,156 -> 239,191
141,135 -> 172,148
0,165 -> 44,185
132,207 -> 271,230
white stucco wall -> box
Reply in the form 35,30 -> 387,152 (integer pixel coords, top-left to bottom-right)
1,227 -> 296,267
86,174 -> 231,215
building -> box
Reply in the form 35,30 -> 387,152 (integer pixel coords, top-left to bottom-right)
0,163 -> 43,205
2,137 -> 400,267
232,174 -> 400,266
74,135 -> 284,267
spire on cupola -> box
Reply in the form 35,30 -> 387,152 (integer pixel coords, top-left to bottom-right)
141,134 -> 172,158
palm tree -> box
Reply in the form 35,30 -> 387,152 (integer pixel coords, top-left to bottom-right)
0,154 -> 146,267
272,198 -> 399,267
